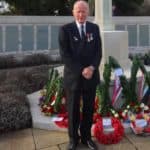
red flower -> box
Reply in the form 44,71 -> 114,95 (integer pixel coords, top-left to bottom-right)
93,117 -> 124,144
55,112 -> 68,128
130,102 -> 136,107
59,105 -> 67,113
143,127 -> 150,133
51,95 -> 56,102
93,113 -> 101,123
136,113 -> 143,119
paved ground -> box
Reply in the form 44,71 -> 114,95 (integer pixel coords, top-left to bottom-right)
0,128 -> 150,150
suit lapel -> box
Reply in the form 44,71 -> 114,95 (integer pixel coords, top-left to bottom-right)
86,22 -> 91,36
72,22 -> 81,40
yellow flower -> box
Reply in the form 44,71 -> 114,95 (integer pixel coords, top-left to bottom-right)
129,114 -> 136,121
114,113 -> 119,118
40,89 -> 47,96
143,114 -> 149,121
43,104 -> 47,108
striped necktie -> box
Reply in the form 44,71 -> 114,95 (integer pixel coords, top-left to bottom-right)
81,24 -> 85,39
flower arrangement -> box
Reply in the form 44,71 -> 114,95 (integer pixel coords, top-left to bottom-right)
39,68 -> 67,116
119,57 -> 140,107
112,100 -> 150,135
119,57 -> 150,108
93,117 -> 124,144
129,112 -> 150,135
38,56 -> 150,141
118,102 -> 149,121
93,56 -> 124,144
54,112 -> 68,128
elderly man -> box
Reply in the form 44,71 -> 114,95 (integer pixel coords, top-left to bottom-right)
59,0 -> 102,149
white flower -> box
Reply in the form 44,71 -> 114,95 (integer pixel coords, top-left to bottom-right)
144,106 -> 149,110
127,105 -> 130,109
51,100 -> 55,106
114,113 -> 119,118
140,103 -> 145,108
124,109 -> 128,113
62,97 -> 66,104
47,106 -> 51,110
111,109 -> 115,114
122,112 -> 126,117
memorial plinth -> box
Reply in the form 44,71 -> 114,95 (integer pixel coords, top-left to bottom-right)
27,90 -> 132,134
100,30 -> 131,72
95,0 -> 131,77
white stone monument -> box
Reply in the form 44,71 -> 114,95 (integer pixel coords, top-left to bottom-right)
95,0 -> 131,72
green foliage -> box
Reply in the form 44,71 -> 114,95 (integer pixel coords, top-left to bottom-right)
44,68 -> 59,104
97,55 -> 150,115
97,82 -> 111,116
97,56 -> 121,116
109,56 -> 121,69
143,52 -> 150,65
43,67 -> 65,112
5,0 -> 68,15
138,58 -> 150,87
119,56 -> 150,107
3,0 -> 145,16
53,77 -> 64,112
130,57 -> 139,100
113,0 -> 144,16
119,57 -> 139,105
119,75 -> 132,105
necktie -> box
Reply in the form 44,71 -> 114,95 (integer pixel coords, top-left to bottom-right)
81,24 -> 85,39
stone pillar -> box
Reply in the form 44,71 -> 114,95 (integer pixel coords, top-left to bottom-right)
95,0 -> 113,31
95,0 -> 131,72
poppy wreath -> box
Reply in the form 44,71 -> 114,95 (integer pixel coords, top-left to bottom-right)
39,68 -> 67,116
130,113 -> 150,135
93,117 -> 124,144
54,112 -> 68,128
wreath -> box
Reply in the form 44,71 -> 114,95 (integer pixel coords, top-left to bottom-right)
93,117 -> 124,144
39,67 -> 67,116
129,112 -> 150,135
54,112 -> 68,128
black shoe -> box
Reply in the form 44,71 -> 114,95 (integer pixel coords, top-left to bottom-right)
67,141 -> 78,150
81,139 -> 98,150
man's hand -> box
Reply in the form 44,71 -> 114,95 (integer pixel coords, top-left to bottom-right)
82,66 -> 95,79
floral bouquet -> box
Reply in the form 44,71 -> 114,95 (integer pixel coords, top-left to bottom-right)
93,56 -> 124,144
39,68 -> 67,116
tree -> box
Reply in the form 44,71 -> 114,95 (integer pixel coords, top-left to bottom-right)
4,0 -> 94,16
4,0 -> 69,15
67,0 -> 145,16
4,0 -> 145,16
88,0 -> 95,15
112,0 -> 144,16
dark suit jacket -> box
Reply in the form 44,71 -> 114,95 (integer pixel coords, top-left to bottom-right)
59,21 -> 102,90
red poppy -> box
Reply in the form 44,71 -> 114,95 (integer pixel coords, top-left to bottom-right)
93,117 -> 124,144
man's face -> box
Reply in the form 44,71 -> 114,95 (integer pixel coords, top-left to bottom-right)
73,2 -> 89,24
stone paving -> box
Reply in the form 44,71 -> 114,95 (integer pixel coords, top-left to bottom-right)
0,128 -> 150,150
